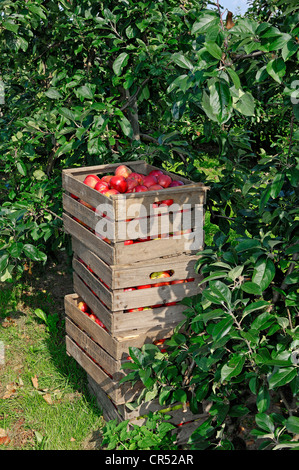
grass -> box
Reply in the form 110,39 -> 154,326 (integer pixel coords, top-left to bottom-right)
0,263 -> 104,450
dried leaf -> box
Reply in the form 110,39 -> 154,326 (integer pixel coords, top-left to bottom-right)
43,393 -> 53,405
0,429 -> 10,446
31,375 -> 39,389
2,382 -> 17,399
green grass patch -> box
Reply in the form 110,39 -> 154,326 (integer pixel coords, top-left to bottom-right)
0,280 -> 104,450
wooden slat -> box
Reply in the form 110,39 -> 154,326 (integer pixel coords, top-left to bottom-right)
66,336 -> 142,404
72,274 -> 186,335
72,236 -> 201,289
63,213 -> 114,264
65,293 -> 176,354
65,317 -> 122,376
73,255 -> 203,311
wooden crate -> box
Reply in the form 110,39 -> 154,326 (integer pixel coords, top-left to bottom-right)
65,293 -> 177,405
65,293 -> 175,361
62,161 -> 208,264
70,237 -> 203,335
87,374 -> 208,446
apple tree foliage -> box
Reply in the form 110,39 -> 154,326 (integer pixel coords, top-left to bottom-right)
0,0 -> 299,449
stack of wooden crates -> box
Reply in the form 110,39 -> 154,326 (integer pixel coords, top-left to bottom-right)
62,160 -> 209,442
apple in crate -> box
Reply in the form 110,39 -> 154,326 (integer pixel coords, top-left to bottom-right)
149,170 -> 163,178
94,180 -> 109,193
148,184 -> 163,191
110,175 -> 128,193
134,185 -> 148,192
126,177 -> 138,192
142,175 -> 158,188
103,188 -> 120,198
83,174 -> 101,188
115,164 -> 132,178
169,180 -> 184,187
129,172 -> 144,185
157,174 -> 172,188
101,175 -> 113,185
78,301 -> 89,313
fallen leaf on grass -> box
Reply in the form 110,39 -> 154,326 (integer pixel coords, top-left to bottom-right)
31,375 -> 39,389
42,393 -> 53,405
0,429 -> 11,446
1,381 -> 22,399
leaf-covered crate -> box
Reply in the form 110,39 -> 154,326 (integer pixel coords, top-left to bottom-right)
62,160 -> 208,264
71,237 -> 203,335
65,293 -> 173,404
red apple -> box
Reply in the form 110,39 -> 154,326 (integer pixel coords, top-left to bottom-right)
79,199 -> 95,211
115,164 -> 132,178
94,181 -> 109,193
169,180 -> 184,187
130,172 -> 144,185
124,287 -> 136,292
136,284 -> 152,289
124,240 -> 134,245
110,175 -> 128,193
148,184 -> 163,191
126,177 -> 138,192
133,185 -> 148,192
150,271 -> 171,279
142,175 -> 158,188
159,199 -> 174,206
78,301 -> 89,313
165,302 -> 177,306
101,175 -> 113,185
157,174 -> 172,188
149,170 -> 164,178
103,188 -> 120,198
83,174 -> 101,188
127,307 -> 144,312
170,279 -> 185,284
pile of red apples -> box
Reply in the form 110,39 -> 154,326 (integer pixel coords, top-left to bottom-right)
82,164 -> 185,201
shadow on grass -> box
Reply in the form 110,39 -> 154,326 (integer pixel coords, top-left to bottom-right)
0,255 -> 105,444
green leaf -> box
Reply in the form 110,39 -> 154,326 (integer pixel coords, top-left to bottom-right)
23,244 -> 47,262
252,257 -> 275,291
221,354 -> 245,382
243,300 -> 269,315
209,280 -> 231,306
227,68 -> 241,89
205,41 -> 223,60
267,33 -> 292,51
235,239 -> 261,252
191,13 -> 218,35
241,282 -> 262,295
270,173 -> 285,198
212,316 -> 234,342
76,84 -> 95,100
266,58 -> 286,84
282,40 -> 298,61
2,21 -> 19,33
171,53 -> 193,70
9,242 -> 23,258
256,385 -> 270,412
251,312 -> 276,331
172,389 -> 187,403
286,416 -> 299,434
0,254 -> 9,273
112,52 -> 129,76
255,413 -> 275,433
27,4 -> 47,20
268,367 -> 297,389
17,161 -> 27,176
234,92 -> 255,116
44,88 -> 63,100
119,115 -> 133,138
